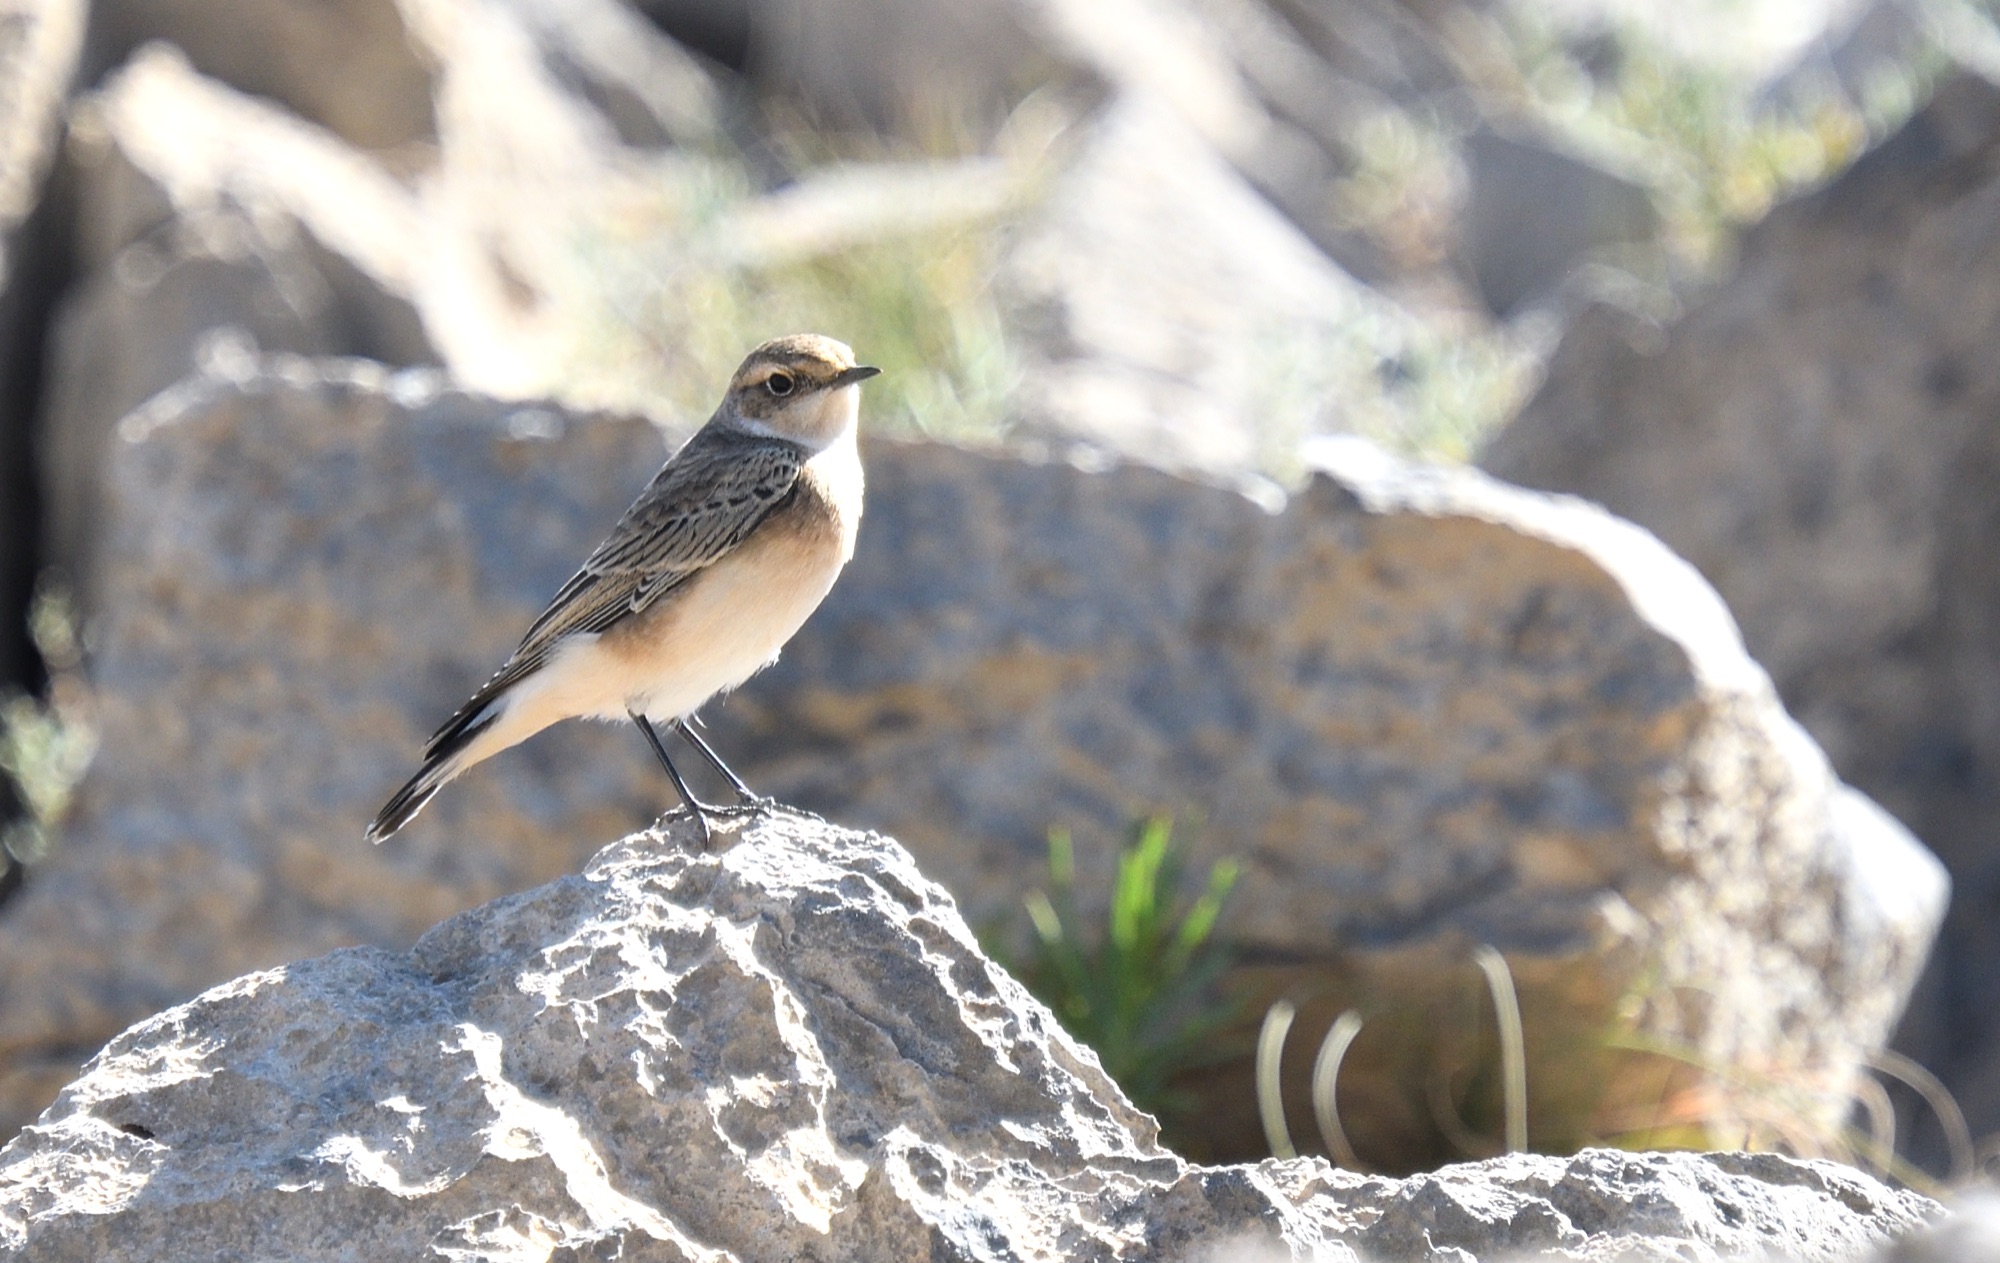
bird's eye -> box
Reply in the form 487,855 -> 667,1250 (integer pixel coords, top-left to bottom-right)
765,372 -> 796,397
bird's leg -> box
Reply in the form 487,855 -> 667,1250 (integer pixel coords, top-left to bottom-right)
630,711 -> 712,849
673,718 -> 772,814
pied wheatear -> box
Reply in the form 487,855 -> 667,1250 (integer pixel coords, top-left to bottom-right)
366,334 -> 878,847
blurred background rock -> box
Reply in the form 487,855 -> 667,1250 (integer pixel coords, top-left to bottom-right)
0,0 -> 1996,1193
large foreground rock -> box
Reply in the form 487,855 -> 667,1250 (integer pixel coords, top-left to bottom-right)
1480,73 -> 2000,1156
0,811 -> 1939,1261
0,358 -> 1945,1171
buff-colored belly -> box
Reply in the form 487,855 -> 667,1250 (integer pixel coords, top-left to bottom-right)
449,442 -> 860,774
510,522 -> 846,736
604,517 -> 847,718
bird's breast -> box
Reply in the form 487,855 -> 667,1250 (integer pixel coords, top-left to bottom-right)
798,431 -> 864,561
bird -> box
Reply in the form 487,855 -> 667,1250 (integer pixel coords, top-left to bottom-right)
366,333 -> 878,847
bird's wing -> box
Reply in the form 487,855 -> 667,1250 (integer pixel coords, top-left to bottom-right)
420,431 -> 807,759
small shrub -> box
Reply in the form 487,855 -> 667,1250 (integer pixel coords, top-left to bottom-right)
1002,817 -> 1243,1135
1,581 -> 97,867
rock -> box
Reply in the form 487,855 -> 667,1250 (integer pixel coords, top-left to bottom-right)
997,96 -> 1442,477
59,4 -> 727,407
1479,73 -> 2000,1159
38,9 -> 718,598
630,0 -> 754,71
39,46 -> 440,592
1459,126 -> 1660,317
45,4 -> 1451,500
84,0 -> 437,152
0,810 -> 1942,1261
742,0 -> 1465,279
1337,1147 -> 1938,1262
751,0 -> 1081,139
730,428 -> 1947,1167
0,361 -> 680,1142
1876,1190 -> 2000,1262
85,0 -> 719,160
0,0 -> 85,690
393,0 -> 730,400
496,0 -> 723,150
0,357 -> 1945,1172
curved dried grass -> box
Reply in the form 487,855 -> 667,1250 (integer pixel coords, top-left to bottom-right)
1868,1048 -> 1975,1185
1309,1010 -> 1370,1171
1473,946 -> 1528,1154
1256,1000 -> 1299,1160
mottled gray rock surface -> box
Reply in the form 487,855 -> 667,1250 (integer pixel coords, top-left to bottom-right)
0,811 -> 1940,1262
1481,73 -> 2000,1158
0,359 -> 1945,1172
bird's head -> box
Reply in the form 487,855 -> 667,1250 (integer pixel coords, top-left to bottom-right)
720,334 -> 879,450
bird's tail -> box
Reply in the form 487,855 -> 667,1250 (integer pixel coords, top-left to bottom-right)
364,714 -> 497,843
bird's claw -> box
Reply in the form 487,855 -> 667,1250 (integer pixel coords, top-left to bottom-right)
654,803 -> 713,851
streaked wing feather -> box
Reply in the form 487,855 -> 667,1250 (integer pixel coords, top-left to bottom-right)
509,432 -> 805,667
420,433 -> 805,760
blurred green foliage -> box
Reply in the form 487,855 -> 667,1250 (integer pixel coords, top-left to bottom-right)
556,143 -> 1027,445
999,817 -> 1243,1135
1494,3 -> 1954,278
1,583 -> 96,866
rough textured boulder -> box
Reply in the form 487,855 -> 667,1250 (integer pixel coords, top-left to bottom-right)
0,810 -> 1941,1261
743,428 -> 1946,1166
0,0 -> 84,690
1480,73 -> 2000,1156
0,359 -> 1945,1172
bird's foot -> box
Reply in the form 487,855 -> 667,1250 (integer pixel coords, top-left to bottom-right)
653,803 -> 714,852
709,795 -> 779,819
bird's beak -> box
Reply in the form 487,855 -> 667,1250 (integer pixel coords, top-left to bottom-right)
831,365 -> 881,389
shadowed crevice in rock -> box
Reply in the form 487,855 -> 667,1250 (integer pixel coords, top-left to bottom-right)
0,809 -> 1941,1261
0,150 -> 67,696
0,0 -> 86,697
0,0 -> 89,910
